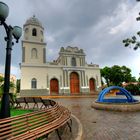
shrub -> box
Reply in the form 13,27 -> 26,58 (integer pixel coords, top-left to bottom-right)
125,84 -> 140,95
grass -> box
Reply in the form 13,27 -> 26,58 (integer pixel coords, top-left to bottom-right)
0,101 -> 33,117
11,109 -> 33,116
0,109 -> 33,117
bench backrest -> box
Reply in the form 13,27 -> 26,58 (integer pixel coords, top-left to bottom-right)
16,97 -> 25,103
0,103 -> 62,140
11,97 -> 56,109
24,97 -> 34,103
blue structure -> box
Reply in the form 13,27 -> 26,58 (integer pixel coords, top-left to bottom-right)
97,86 -> 137,103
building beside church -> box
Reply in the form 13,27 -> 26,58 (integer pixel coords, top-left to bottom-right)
20,16 -> 101,96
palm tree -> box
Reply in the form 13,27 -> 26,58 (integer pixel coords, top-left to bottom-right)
0,76 -> 4,96
0,76 -> 15,97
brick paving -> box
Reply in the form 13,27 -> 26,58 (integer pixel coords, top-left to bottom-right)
53,97 -> 140,140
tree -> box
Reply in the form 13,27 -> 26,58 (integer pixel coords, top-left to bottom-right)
101,65 -> 134,86
0,76 -> 4,96
110,65 -> 124,86
123,0 -> 140,49
130,76 -> 137,82
121,66 -> 132,82
138,77 -> 140,82
0,75 -> 15,96
125,84 -> 140,95
101,67 -> 111,87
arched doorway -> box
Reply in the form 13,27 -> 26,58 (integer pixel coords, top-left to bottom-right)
50,78 -> 59,94
70,72 -> 80,94
89,78 -> 95,93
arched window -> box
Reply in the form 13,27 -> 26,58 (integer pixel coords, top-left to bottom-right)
31,78 -> 37,89
71,57 -> 76,66
31,48 -> 37,58
32,28 -> 37,36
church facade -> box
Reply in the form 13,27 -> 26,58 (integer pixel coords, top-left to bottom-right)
20,16 -> 101,96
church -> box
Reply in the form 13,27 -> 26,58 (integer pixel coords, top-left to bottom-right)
20,16 -> 101,96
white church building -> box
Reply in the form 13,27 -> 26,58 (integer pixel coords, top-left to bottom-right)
20,16 -> 101,96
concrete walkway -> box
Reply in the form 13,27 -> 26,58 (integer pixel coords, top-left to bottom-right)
53,97 -> 140,140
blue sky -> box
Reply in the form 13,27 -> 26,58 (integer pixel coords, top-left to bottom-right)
0,0 -> 140,79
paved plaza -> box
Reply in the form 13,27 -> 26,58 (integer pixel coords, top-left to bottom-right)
53,97 -> 140,140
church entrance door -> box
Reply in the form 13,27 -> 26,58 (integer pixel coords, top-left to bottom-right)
70,72 -> 80,94
89,78 -> 95,93
50,78 -> 59,94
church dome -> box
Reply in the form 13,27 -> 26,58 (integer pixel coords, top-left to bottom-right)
24,15 -> 43,28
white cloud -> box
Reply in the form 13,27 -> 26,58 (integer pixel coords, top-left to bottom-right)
0,65 -> 20,79
11,66 -> 21,79
109,2 -> 140,35
109,20 -> 130,35
46,35 -> 55,43
0,65 -> 4,74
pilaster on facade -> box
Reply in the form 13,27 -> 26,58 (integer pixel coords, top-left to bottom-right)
46,75 -> 49,89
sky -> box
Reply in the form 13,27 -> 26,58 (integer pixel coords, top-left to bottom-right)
0,0 -> 140,79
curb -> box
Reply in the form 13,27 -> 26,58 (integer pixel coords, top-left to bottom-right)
92,101 -> 140,112
41,95 -> 97,99
72,114 -> 83,140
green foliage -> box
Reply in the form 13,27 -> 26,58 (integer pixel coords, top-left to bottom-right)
130,76 -> 137,82
0,76 -> 4,97
0,75 -> 16,97
138,77 -> 140,82
0,76 -> 4,83
101,66 -> 111,87
109,65 -> 123,86
125,84 -> 140,95
101,65 -> 134,86
16,79 -> 20,93
123,36 -> 140,50
123,1 -> 140,49
0,87 -> 3,97
121,66 -> 132,82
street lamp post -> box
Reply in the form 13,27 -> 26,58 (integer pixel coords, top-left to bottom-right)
0,2 -> 22,119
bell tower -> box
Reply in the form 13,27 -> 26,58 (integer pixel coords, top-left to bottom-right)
22,15 -> 46,64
